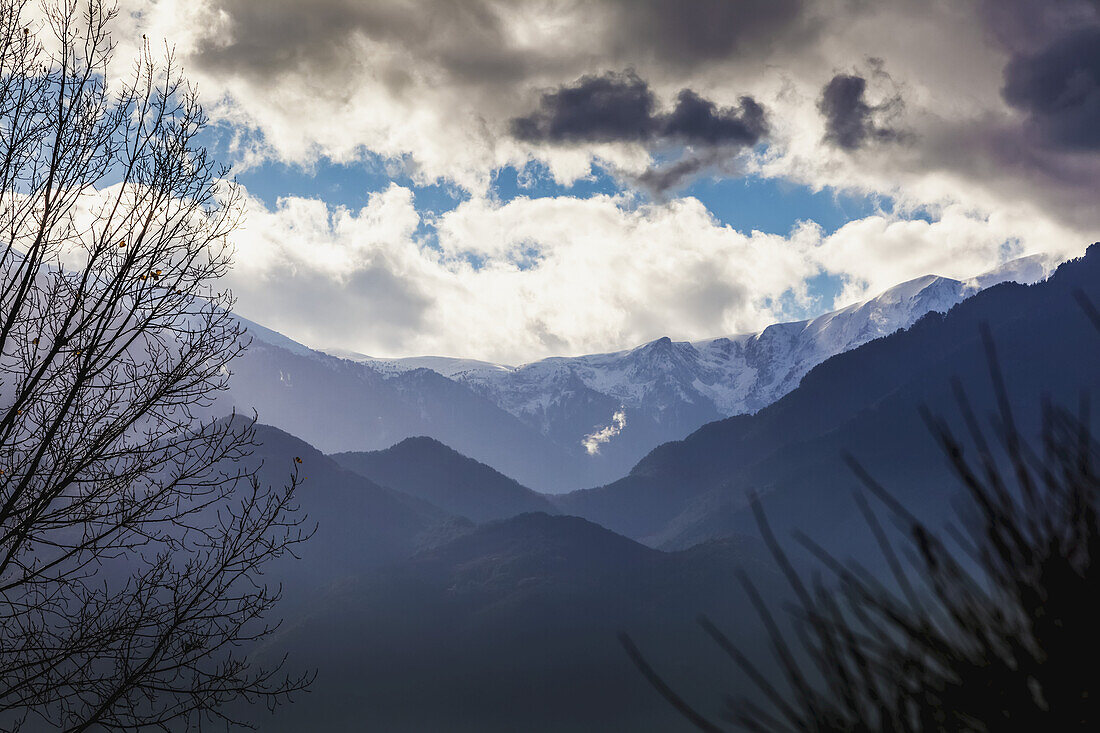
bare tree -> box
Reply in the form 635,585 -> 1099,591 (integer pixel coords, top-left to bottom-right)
0,0 -> 310,729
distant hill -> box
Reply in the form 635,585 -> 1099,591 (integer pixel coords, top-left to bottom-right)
554,244 -> 1100,554
250,512 -> 782,733
221,343 -> 583,490
243,423 -> 453,606
332,436 -> 555,522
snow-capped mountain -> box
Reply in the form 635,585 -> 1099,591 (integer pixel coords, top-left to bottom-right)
227,255 -> 1048,492
333,256 -> 1048,465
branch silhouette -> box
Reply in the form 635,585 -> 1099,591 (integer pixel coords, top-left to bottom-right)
624,303 -> 1100,731
0,1 -> 311,728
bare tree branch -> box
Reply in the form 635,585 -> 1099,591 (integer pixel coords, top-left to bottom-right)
0,2 -> 310,728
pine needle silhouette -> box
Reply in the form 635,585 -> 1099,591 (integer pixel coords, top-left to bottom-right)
623,316 -> 1100,731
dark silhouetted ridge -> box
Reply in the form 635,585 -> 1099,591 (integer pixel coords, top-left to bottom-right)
333,437 -> 555,522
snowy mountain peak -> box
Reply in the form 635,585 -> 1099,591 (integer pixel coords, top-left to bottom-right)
869,274 -> 941,304
966,253 -> 1048,291
429,254 -> 1051,450
643,336 -> 674,350
229,254 -> 1053,490
233,316 -> 316,358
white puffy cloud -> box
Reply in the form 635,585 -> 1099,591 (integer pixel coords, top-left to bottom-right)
223,184 -> 1086,365
227,185 -> 812,362
816,205 -> 1083,305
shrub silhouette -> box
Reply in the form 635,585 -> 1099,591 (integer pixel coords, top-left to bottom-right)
623,319 -> 1100,731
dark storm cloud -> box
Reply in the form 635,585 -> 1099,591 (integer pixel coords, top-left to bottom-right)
509,72 -> 659,143
664,90 -> 767,145
1002,26 -> 1100,150
818,73 -> 903,151
819,75 -> 872,150
511,71 -> 768,148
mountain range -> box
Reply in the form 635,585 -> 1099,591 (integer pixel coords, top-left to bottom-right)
226,255 -> 1048,491
211,244 -> 1100,731
555,246 -> 1100,554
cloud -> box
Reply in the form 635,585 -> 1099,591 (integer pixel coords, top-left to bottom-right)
191,0 -> 532,85
752,0 -> 1100,237
818,72 -> 903,151
222,183 -> 1086,365
510,71 -> 767,191
602,0 -> 809,68
664,90 -> 768,145
813,203 -> 1082,306
978,0 -> 1098,53
227,185 -> 814,362
226,186 -> 438,354
511,71 -> 767,147
510,71 -> 659,144
1002,26 -> 1100,150
633,151 -> 729,195
112,0 -> 802,191
111,0 -> 1100,224
99,0 -> 1100,357
582,408 -> 626,455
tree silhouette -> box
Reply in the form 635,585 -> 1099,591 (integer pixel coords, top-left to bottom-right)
0,1 -> 310,728
624,319 -> 1100,731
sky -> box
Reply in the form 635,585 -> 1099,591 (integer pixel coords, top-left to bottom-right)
112,0 -> 1100,364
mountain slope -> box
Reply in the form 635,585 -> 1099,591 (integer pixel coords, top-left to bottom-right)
228,256 -> 1047,492
554,245 -> 1100,553
332,437 -> 555,522
330,256 -> 1049,488
251,512 -> 782,733
243,423 -> 455,604
220,342 -> 586,491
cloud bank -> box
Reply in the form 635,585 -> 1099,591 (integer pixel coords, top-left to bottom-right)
105,0 -> 1100,362
223,183 -> 1082,365
116,0 -> 1099,213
